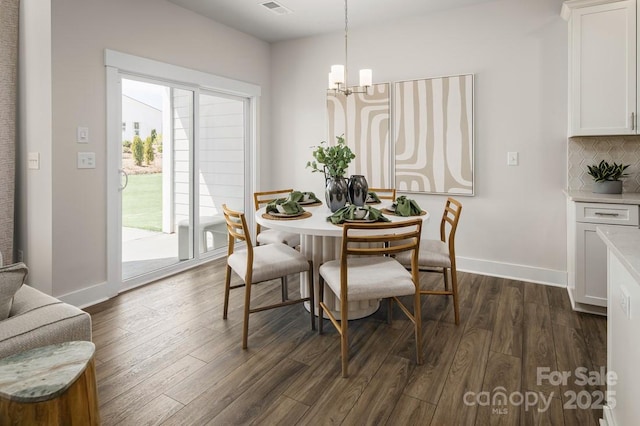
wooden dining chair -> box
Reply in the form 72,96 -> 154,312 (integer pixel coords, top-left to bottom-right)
253,189 -> 301,248
222,204 -> 315,349
395,197 -> 463,325
318,219 -> 423,378
368,187 -> 396,202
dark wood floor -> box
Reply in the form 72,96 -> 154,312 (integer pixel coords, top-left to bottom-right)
85,258 -> 607,425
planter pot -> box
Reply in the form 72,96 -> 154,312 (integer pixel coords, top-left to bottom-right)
347,175 -> 369,207
325,176 -> 349,212
592,180 -> 623,194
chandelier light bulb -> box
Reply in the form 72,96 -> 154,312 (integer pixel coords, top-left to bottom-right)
359,69 -> 372,87
331,65 -> 345,85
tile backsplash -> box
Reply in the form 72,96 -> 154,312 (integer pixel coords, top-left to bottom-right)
568,136 -> 640,192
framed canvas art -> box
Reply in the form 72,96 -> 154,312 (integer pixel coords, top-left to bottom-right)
394,74 -> 474,195
327,82 -> 391,188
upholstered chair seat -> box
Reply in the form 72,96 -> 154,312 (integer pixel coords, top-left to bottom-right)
395,240 -> 451,268
256,229 -> 301,248
319,257 -> 415,302
228,243 -> 309,284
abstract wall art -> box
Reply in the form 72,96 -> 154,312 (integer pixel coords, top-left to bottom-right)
327,82 -> 391,188
394,74 -> 474,195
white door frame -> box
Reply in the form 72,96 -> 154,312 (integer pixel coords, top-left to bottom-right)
105,49 -> 260,296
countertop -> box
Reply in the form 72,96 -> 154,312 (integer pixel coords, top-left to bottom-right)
596,226 -> 640,285
564,190 -> 640,205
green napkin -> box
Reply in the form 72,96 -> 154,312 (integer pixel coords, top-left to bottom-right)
393,196 -> 423,216
327,205 -> 390,225
366,191 -> 381,203
266,197 -> 303,214
290,190 -> 321,203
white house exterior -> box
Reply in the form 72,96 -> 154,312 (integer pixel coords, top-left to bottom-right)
122,94 -> 162,142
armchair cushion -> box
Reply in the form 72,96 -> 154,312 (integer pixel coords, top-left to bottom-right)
0,285 -> 91,359
0,263 -> 28,320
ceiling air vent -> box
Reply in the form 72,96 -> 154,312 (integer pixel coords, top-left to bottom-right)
260,1 -> 292,15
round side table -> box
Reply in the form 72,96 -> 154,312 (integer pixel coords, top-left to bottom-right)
0,341 -> 100,425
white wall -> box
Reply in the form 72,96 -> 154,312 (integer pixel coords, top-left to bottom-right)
39,0 -> 270,299
17,0 -> 53,295
269,0 -> 569,284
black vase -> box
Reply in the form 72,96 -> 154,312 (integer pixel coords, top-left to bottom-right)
325,176 -> 349,212
348,175 -> 369,207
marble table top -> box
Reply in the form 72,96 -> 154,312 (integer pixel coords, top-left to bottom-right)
0,341 -> 95,403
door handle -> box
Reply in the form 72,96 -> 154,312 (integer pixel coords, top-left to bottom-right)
119,169 -> 128,191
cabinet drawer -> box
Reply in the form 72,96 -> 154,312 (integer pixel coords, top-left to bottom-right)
575,202 -> 639,225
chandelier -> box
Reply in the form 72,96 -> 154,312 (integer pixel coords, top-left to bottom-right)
328,0 -> 372,96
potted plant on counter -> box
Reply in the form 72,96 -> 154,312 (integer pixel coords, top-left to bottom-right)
306,135 -> 356,212
587,160 -> 630,194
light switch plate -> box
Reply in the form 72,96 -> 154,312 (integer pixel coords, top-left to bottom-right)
507,152 -> 519,166
620,285 -> 631,319
77,152 -> 96,169
28,152 -> 40,170
77,127 -> 89,143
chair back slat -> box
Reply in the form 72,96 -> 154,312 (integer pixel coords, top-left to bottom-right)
253,189 -> 294,236
253,188 -> 294,209
368,187 -> 396,201
341,220 -> 422,258
439,198 -> 462,262
222,204 -> 254,258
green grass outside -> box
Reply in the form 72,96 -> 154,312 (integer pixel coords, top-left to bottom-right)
123,173 -> 162,231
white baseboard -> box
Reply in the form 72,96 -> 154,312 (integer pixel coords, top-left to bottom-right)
57,280 -> 114,309
456,256 -> 567,287
59,255 -> 223,308
59,256 -> 567,308
567,287 -> 607,316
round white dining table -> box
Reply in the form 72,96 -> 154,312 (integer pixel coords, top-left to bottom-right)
255,203 -> 430,320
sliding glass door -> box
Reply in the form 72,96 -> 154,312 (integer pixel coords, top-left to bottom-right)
106,50 -> 259,295
116,75 -> 247,284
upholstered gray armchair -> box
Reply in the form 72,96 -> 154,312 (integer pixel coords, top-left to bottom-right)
0,251 -> 92,358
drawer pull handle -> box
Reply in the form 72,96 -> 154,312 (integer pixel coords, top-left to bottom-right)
594,212 -> 620,217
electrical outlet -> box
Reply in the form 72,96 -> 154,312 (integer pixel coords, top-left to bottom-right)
17,250 -> 23,262
620,285 -> 631,319
77,152 -> 96,169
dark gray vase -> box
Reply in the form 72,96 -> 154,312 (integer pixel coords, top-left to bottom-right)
593,180 -> 622,194
325,176 -> 349,212
348,175 -> 369,207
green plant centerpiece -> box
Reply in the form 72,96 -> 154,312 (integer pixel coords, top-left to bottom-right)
586,160 -> 630,194
306,135 -> 356,180
306,135 -> 356,212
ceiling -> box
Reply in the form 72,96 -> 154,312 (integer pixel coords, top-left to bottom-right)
167,0 -> 496,43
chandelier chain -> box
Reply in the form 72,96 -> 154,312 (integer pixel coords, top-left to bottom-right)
344,0 -> 348,89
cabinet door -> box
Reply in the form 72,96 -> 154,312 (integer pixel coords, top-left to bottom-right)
575,222 -> 608,306
569,0 -> 636,136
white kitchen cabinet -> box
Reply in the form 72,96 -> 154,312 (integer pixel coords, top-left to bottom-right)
562,0 -> 637,136
598,227 -> 640,426
567,201 -> 639,314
